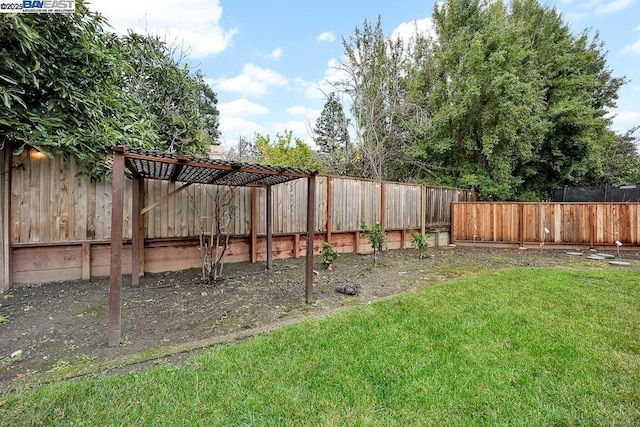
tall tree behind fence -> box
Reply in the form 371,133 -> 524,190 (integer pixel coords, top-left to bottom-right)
452,202 -> 640,248
9,150 -> 474,245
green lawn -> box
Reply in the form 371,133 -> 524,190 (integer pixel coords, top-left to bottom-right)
2,268 -> 639,426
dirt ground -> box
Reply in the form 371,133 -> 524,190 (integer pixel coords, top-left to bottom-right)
1,246 -> 639,394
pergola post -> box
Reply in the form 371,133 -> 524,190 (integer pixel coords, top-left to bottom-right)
305,175 -> 316,304
108,147 -> 125,347
266,185 -> 273,270
131,175 -> 145,286
250,187 -> 258,263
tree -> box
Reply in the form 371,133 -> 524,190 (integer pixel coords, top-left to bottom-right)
337,17 -> 415,181
116,32 -> 218,155
600,127 -> 640,186
313,92 -> 353,175
0,2 -> 121,176
253,131 -> 323,170
409,0 -> 625,200
0,0 -> 220,179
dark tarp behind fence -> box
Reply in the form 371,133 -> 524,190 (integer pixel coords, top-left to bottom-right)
552,185 -> 640,202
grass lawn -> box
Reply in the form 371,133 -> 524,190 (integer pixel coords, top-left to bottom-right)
2,268 -> 639,425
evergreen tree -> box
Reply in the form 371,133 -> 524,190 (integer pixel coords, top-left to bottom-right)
313,92 -> 353,175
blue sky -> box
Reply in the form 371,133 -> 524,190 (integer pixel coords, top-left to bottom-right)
89,0 -> 640,149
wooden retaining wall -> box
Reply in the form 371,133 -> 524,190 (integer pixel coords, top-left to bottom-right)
452,202 -> 640,249
3,150 -> 473,287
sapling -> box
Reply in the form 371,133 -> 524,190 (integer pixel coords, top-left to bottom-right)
361,221 -> 387,266
409,229 -> 429,259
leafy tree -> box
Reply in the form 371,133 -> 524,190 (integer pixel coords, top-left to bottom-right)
0,2 -> 120,175
600,127 -> 640,186
408,0 -> 625,200
313,92 -> 354,175
253,131 -> 323,170
0,0 -> 219,178
115,32 -> 217,155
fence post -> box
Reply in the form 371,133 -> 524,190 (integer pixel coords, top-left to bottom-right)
326,176 -> 333,243
519,203 -> 525,247
421,186 -> 426,236
380,182 -> 386,231
450,201 -> 456,245
589,204 -> 596,249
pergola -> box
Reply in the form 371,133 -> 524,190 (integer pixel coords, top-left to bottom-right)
108,146 -> 317,347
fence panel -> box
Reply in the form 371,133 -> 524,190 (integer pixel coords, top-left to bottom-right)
10,151 -> 471,244
453,202 -> 640,247
385,183 -> 422,229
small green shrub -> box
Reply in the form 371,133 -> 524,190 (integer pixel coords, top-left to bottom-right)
409,229 -> 430,259
361,221 -> 387,266
321,242 -> 339,268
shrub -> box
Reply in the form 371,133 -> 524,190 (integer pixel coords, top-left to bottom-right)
321,242 -> 339,268
360,221 -> 387,266
409,229 -> 430,259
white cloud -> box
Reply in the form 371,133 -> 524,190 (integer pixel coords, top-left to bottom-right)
391,18 -> 436,44
622,39 -> 640,55
595,0 -> 637,14
272,120 -> 315,145
214,64 -> 288,97
268,47 -> 284,60
287,106 -> 310,116
317,31 -> 336,43
562,11 -> 589,23
219,117 -> 267,141
611,110 -> 640,133
219,99 -> 269,118
89,0 -> 237,58
301,58 -> 351,100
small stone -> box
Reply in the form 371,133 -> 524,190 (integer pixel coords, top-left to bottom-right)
201,292 -> 208,297
586,255 -> 605,260
609,261 -> 631,267
595,253 -> 615,259
10,350 -> 22,359
566,251 -> 583,256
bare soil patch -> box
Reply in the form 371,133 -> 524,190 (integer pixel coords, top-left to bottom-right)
1,246 -> 638,394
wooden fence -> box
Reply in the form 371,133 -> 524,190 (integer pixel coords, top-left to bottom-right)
1,149 -> 475,288
452,202 -> 640,248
